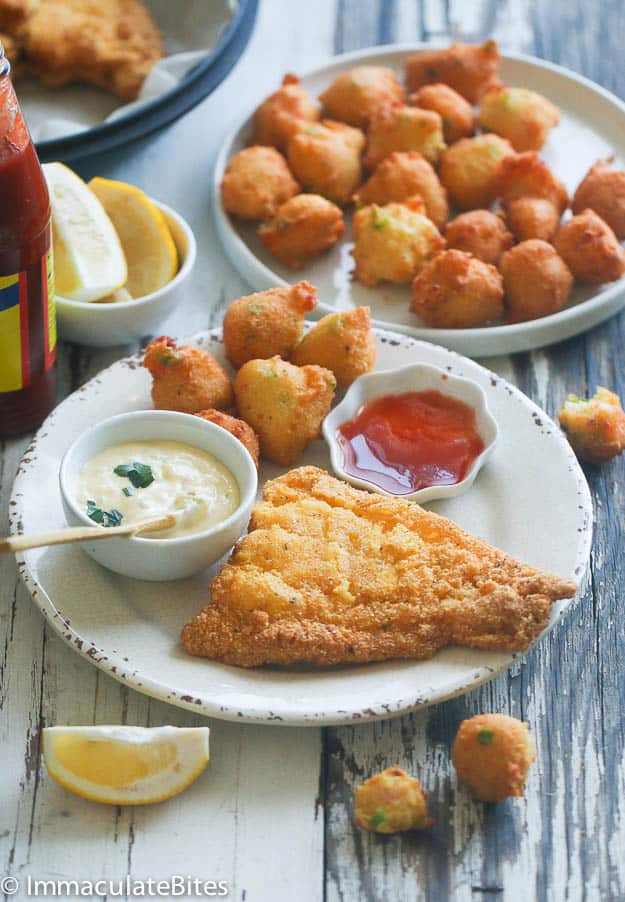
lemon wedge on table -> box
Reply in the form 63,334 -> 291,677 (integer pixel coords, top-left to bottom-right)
43,162 -> 127,303
89,177 -> 178,299
43,725 -> 209,805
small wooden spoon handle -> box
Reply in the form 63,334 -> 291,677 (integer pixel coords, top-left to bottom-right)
0,514 -> 177,555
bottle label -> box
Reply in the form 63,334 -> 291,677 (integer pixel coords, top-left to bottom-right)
0,249 -> 56,393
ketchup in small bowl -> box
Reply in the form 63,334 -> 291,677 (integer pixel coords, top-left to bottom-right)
336,389 -> 485,495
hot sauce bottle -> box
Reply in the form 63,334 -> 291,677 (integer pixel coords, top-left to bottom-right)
0,42 -> 56,438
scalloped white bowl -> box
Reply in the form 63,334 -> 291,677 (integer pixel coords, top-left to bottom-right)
322,363 -> 499,503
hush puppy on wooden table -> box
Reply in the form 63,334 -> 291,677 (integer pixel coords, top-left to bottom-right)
558,387 -> 625,464
555,209 -> 625,284
291,307 -> 376,388
319,65 -> 404,128
409,83 -> 475,144
572,159 -> 625,240
411,249 -> 504,328
364,103 -> 446,169
405,40 -> 501,104
353,151 -> 449,229
354,768 -> 430,833
452,714 -> 536,803
287,119 -> 365,206
234,357 -> 336,466
143,337 -> 233,413
252,73 -> 319,150
258,194 -> 344,269
222,281 -> 317,369
220,146 -> 299,221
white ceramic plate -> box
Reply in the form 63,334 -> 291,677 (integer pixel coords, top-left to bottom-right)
212,45 -> 625,357
10,329 -> 592,726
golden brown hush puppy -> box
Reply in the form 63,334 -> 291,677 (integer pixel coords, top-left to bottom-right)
499,240 -> 573,323
354,767 -> 431,833
452,714 -> 536,803
291,307 -> 376,388
319,65 -> 405,128
364,103 -> 446,170
572,159 -> 625,239
286,119 -> 365,206
505,196 -> 561,243
221,146 -> 300,221
143,337 -> 233,413
194,409 -> 260,467
479,86 -> 559,152
445,210 -> 513,264
554,209 -> 625,284
252,73 -> 319,150
558,386 -> 625,464
411,249 -> 504,328
496,151 -> 568,210
409,83 -> 475,144
353,151 -> 449,229
258,194 -> 344,269
405,39 -> 501,104
222,281 -> 317,369
352,198 -> 445,286
439,133 -> 513,210
234,356 -> 336,466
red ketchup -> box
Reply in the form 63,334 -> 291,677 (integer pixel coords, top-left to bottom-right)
0,45 -> 56,437
336,390 -> 485,495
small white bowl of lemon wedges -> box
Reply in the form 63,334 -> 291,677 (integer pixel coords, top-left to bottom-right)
45,163 -> 196,348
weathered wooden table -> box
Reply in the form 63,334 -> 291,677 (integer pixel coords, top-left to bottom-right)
2,2 -> 624,899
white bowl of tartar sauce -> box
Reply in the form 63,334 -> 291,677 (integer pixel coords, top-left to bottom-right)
59,410 -> 258,581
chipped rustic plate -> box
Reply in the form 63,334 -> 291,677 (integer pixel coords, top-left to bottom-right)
10,329 -> 592,726
213,45 -> 625,357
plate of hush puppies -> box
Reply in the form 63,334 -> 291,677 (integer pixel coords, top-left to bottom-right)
213,40 -> 625,357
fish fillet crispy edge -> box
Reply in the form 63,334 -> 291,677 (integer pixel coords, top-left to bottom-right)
181,466 -> 578,668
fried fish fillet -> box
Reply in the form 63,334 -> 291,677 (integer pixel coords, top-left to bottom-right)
182,467 -> 577,668
2,0 -> 162,100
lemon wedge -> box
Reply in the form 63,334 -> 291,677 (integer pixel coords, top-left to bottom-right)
89,177 -> 178,299
42,725 -> 209,805
43,163 -> 127,303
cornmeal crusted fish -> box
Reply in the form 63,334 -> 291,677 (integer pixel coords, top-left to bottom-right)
182,466 -> 577,668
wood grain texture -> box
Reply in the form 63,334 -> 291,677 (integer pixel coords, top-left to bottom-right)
1,1 -> 624,901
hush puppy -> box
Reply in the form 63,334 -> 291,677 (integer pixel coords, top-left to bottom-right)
287,119 -> 365,206
439,134 -> 513,210
352,198 -> 445,286
353,151 -> 449,229
234,356 -> 336,466
554,209 -> 625,284
364,103 -> 446,170
258,194 -> 344,269
496,152 -> 568,210
558,386 -> 625,464
252,73 -> 319,149
445,210 -> 513,264
479,86 -> 559,152
452,713 -> 536,803
195,409 -> 260,467
319,65 -> 404,128
499,240 -> 573,323
222,281 -> 317,369
505,196 -> 562,243
405,39 -> 501,104
409,83 -> 475,144
143,337 -> 233,413
572,159 -> 625,239
221,146 -> 299,221
354,767 -> 431,833
411,249 -> 504,328
291,306 -> 376,388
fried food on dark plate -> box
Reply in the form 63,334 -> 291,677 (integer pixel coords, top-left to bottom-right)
181,467 -> 577,668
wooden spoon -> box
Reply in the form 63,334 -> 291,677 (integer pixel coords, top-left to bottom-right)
0,514 -> 177,555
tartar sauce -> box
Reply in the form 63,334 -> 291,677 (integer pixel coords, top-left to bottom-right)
74,440 -> 240,538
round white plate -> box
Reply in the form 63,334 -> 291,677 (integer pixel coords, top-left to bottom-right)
11,329 -> 592,726
213,45 -> 625,358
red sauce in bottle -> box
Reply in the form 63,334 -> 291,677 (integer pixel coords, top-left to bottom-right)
0,49 -> 56,438
336,390 -> 485,494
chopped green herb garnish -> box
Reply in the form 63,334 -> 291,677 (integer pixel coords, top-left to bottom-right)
371,207 -> 389,230
86,500 -> 123,528
114,461 -> 154,489
477,728 -> 494,746
122,486 -> 133,497
369,809 -> 386,829
248,302 -> 262,315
